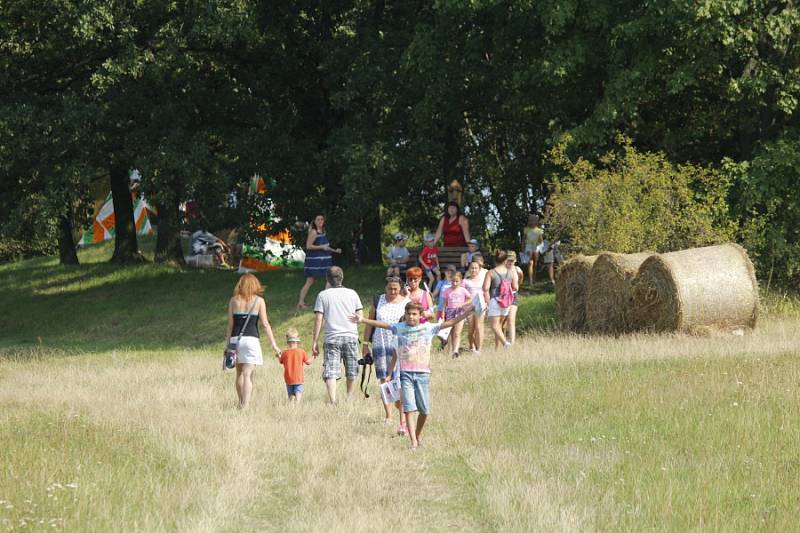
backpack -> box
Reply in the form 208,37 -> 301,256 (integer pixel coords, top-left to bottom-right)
496,270 -> 514,309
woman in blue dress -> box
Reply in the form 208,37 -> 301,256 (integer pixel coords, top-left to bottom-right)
297,214 -> 340,309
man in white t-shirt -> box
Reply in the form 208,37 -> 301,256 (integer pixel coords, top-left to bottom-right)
312,266 -> 363,403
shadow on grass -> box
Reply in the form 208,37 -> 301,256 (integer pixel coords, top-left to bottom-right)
0,241 -> 556,359
0,258 -> 391,358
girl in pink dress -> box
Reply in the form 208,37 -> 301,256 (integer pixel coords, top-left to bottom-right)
442,272 -> 471,358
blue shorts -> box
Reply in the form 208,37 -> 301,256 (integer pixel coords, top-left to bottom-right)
373,345 -> 396,380
401,371 -> 430,415
286,384 -> 304,396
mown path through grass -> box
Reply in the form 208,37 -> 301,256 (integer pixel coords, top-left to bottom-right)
2,240 -> 799,530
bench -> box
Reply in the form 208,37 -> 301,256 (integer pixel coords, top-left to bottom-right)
403,246 -> 490,271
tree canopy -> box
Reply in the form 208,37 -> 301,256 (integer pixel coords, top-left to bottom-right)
1,0 -> 798,286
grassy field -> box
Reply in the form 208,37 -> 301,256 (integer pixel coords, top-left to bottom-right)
1,238 -> 799,531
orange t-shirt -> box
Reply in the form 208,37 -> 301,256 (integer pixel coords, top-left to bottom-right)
279,348 -> 311,385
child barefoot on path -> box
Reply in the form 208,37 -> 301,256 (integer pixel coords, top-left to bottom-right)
351,301 -> 474,449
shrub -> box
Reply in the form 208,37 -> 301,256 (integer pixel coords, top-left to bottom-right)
546,136 -> 737,255
724,131 -> 800,290
0,238 -> 58,262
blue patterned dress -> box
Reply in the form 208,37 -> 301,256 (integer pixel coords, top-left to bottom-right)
304,231 -> 333,278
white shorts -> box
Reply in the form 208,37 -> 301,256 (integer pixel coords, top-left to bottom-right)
229,336 -> 263,365
487,298 -> 510,318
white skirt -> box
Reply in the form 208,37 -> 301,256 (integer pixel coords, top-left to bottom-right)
229,336 -> 263,365
487,298 -> 510,318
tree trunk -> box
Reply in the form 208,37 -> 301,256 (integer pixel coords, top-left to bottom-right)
360,207 -> 383,264
154,188 -> 185,265
109,162 -> 144,263
58,201 -> 79,265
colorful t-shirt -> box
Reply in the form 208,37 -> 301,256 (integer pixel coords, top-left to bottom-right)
279,348 -> 312,385
419,246 -> 439,269
444,286 -> 471,310
390,322 -> 442,373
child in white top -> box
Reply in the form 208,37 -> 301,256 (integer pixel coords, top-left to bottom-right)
462,261 -> 486,353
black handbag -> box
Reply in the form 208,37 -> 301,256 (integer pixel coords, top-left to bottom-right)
222,299 -> 259,370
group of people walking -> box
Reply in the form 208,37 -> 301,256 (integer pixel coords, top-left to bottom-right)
224,242 -> 521,449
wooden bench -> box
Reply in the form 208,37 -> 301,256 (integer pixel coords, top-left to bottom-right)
404,246 -> 490,271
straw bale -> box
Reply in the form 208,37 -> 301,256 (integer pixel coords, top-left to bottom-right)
631,243 -> 759,333
586,252 -> 653,334
555,255 -> 598,332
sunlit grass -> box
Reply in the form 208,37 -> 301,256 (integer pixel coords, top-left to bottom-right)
1,249 -> 799,530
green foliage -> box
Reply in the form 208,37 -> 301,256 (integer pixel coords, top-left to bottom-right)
725,129 -> 800,289
0,238 -> 58,263
547,136 -> 737,255
1,1 -> 798,277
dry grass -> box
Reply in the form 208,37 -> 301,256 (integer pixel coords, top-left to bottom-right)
2,317 -> 800,531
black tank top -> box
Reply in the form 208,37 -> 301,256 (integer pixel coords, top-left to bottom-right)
232,314 -> 259,338
232,298 -> 260,338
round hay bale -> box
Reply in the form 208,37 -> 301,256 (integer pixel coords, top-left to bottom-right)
631,243 -> 759,333
555,255 -> 598,332
586,252 -> 653,334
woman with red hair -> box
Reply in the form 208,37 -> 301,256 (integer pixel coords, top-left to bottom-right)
404,267 -> 434,320
226,273 -> 281,408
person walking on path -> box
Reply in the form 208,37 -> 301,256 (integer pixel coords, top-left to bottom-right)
277,328 -> 312,403
503,262 -> 524,345
297,214 -> 341,309
361,276 -> 409,432
404,267 -> 435,320
463,261 -> 486,353
226,273 -> 281,409
352,301 -> 475,449
311,267 -> 363,404
434,201 -> 470,247
442,272 -> 471,357
483,250 -> 520,349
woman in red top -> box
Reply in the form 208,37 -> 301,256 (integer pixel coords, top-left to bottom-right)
434,201 -> 471,247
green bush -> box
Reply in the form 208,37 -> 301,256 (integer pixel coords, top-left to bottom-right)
0,238 -> 58,262
546,136 -> 737,255
0,192 -> 60,262
724,131 -> 800,290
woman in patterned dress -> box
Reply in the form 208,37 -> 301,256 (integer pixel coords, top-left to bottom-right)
361,277 -> 409,432
297,214 -> 340,309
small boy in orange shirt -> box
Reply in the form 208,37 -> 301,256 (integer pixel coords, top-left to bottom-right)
277,328 -> 312,402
